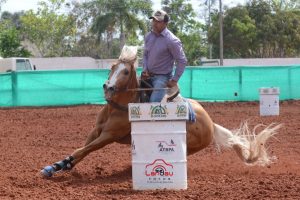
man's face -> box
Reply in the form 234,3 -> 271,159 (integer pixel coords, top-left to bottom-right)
151,18 -> 167,34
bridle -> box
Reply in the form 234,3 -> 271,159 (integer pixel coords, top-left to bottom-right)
103,60 -> 178,111
103,60 -> 137,111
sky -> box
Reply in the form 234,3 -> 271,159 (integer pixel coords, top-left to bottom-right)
2,0 -> 246,13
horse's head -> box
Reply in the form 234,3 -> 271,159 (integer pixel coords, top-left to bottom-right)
103,61 -> 136,100
103,46 -> 138,101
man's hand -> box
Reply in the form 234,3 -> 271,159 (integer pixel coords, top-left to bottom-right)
167,79 -> 177,88
141,71 -> 150,80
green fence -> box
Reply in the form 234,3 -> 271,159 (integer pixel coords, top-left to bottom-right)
0,66 -> 299,107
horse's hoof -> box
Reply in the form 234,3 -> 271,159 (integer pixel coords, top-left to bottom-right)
41,166 -> 54,177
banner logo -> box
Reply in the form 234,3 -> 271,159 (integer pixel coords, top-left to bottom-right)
157,140 -> 176,153
150,105 -> 168,118
130,106 -> 141,119
145,159 -> 174,183
175,104 -> 187,117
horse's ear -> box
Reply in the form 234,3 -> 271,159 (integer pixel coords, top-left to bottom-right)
111,63 -> 116,70
110,62 -> 119,72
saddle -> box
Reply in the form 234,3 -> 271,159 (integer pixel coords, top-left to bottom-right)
139,78 -> 153,103
139,78 -> 180,103
139,77 -> 196,122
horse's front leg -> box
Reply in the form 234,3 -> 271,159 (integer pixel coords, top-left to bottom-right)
71,131 -> 115,164
40,129 -> 114,177
40,108 -> 108,177
41,108 -> 129,177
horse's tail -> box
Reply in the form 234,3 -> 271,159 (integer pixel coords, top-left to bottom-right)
213,122 -> 281,166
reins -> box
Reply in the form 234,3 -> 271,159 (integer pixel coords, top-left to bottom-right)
126,78 -> 170,92
126,87 -> 170,92
105,60 -> 178,111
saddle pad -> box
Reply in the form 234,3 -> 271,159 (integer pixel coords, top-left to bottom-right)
183,98 -> 196,123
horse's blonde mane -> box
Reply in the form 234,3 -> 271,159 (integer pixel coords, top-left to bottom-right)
119,46 -> 138,67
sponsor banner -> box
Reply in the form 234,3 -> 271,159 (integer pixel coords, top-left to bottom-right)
128,102 -> 188,121
156,140 -> 176,154
132,158 -> 187,190
145,159 -> 174,183
131,136 -> 186,160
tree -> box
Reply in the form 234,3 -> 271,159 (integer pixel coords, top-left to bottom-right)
200,0 -> 218,59
246,0 -> 273,57
246,0 -> 300,57
208,6 -> 256,58
87,0 -> 152,58
0,21 -> 31,57
1,11 -> 25,30
270,0 -> 300,11
20,0 -> 76,57
162,0 -> 199,34
179,31 -> 206,65
161,0 -> 206,64
271,11 -> 300,57
207,0 -> 300,58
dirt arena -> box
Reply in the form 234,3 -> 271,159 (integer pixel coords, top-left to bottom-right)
0,101 -> 299,199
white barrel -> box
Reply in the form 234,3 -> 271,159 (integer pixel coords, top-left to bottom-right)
259,87 -> 280,116
129,103 -> 188,190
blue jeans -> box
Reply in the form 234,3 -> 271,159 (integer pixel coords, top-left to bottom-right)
149,74 -> 171,102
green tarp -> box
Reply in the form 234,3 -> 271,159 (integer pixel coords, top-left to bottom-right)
0,66 -> 299,107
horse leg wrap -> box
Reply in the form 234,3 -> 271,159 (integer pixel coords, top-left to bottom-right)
53,156 -> 74,171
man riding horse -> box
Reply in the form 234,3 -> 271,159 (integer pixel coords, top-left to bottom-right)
41,45 -> 281,178
142,10 -> 187,102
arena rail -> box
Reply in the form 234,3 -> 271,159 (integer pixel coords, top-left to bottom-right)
0,65 -> 299,107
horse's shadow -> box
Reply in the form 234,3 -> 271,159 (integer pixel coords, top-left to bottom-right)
48,165 -> 132,187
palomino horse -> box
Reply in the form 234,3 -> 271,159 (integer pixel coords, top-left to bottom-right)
41,46 -> 281,177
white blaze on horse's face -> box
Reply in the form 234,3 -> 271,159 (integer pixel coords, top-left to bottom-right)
107,63 -> 127,88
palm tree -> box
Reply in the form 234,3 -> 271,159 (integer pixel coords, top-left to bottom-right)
89,0 -> 152,57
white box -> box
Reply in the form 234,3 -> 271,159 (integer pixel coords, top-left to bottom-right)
259,87 -> 280,116
129,103 -> 188,190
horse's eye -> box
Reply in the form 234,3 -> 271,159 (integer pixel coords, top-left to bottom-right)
124,69 -> 129,75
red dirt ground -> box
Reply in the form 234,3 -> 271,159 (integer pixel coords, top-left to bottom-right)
0,101 -> 299,200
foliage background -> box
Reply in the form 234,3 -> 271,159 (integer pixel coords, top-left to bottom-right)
0,0 -> 300,64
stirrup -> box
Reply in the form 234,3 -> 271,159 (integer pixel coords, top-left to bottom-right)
162,84 -> 180,102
